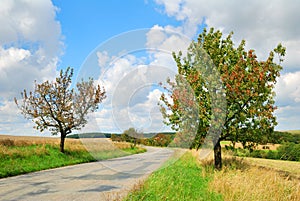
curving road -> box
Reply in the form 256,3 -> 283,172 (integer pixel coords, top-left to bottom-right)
0,147 -> 174,201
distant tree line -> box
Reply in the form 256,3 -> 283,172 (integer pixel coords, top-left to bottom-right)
268,131 -> 300,144
67,132 -> 112,139
111,128 -> 175,147
233,142 -> 300,162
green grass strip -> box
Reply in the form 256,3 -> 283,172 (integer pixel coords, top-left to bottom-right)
124,151 -> 222,201
0,144 -> 145,178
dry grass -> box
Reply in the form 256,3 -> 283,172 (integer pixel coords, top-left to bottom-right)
0,135 -> 61,146
285,130 -> 300,135
209,165 -> 300,201
195,149 -> 300,201
0,135 -> 137,156
0,135 -> 146,178
244,157 -> 300,178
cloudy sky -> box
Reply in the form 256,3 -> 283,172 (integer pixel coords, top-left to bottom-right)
0,0 -> 299,136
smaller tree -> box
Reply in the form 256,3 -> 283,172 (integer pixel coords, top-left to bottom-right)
123,127 -> 144,147
15,67 -> 106,153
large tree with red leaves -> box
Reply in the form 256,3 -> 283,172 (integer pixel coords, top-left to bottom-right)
160,28 -> 285,169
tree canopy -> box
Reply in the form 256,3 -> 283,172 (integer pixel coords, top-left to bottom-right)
15,67 -> 106,152
160,27 -> 285,169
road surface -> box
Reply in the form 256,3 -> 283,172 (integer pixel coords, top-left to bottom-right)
0,147 -> 174,201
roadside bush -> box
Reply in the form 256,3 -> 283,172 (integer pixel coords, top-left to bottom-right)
111,133 -> 174,147
266,150 -> 278,159
277,142 -> 300,161
250,150 -> 264,158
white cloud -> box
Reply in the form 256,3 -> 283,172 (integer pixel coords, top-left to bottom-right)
128,89 -> 167,132
0,47 -> 31,69
93,36 -> 182,132
154,0 -> 300,69
146,25 -> 189,54
274,71 -> 300,130
0,100 -> 51,136
0,0 -> 62,56
97,51 -> 110,68
275,105 -> 300,131
0,0 -> 62,136
146,25 -> 190,73
275,71 -> 300,104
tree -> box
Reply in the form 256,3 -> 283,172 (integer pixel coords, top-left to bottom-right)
15,67 -> 106,153
122,127 -> 144,147
160,28 -> 285,169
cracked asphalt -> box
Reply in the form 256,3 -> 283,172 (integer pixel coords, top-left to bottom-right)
0,147 -> 174,201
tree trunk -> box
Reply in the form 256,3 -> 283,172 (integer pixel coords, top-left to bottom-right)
60,131 -> 66,153
214,139 -> 222,170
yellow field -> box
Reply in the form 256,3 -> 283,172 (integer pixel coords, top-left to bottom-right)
286,130 -> 300,135
0,135 -> 134,153
244,157 -> 300,178
221,141 -> 280,150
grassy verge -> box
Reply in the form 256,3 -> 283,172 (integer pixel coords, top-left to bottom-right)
124,151 -> 222,201
0,137 -> 146,178
0,144 -> 95,178
200,152 -> 300,201
125,149 -> 300,201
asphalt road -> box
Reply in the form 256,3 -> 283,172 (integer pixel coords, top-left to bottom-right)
0,147 -> 174,201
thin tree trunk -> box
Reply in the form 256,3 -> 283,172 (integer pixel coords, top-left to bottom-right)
214,139 -> 222,170
60,131 -> 66,153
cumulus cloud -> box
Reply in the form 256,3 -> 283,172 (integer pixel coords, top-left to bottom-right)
275,71 -> 300,104
88,26 -> 190,133
128,89 -> 167,132
274,71 -> 300,130
97,51 -> 110,68
0,0 -> 61,99
0,100 -> 43,136
145,25 -> 191,75
0,0 -> 62,135
154,0 -> 300,65
0,0 -> 62,56
93,51 -> 176,133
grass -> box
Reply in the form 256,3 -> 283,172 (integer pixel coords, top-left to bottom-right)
124,149 -> 300,201
0,135 -> 146,178
285,130 -> 300,135
124,150 -> 222,201
244,157 -> 300,178
199,151 -> 300,201
208,164 -> 300,201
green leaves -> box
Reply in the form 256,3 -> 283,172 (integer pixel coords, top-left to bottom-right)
160,27 -> 285,155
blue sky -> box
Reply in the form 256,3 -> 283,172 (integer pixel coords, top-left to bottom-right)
0,0 -> 300,136
53,0 -> 182,73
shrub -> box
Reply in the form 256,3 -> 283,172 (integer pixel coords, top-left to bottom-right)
232,142 -> 300,162
277,142 -> 300,161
